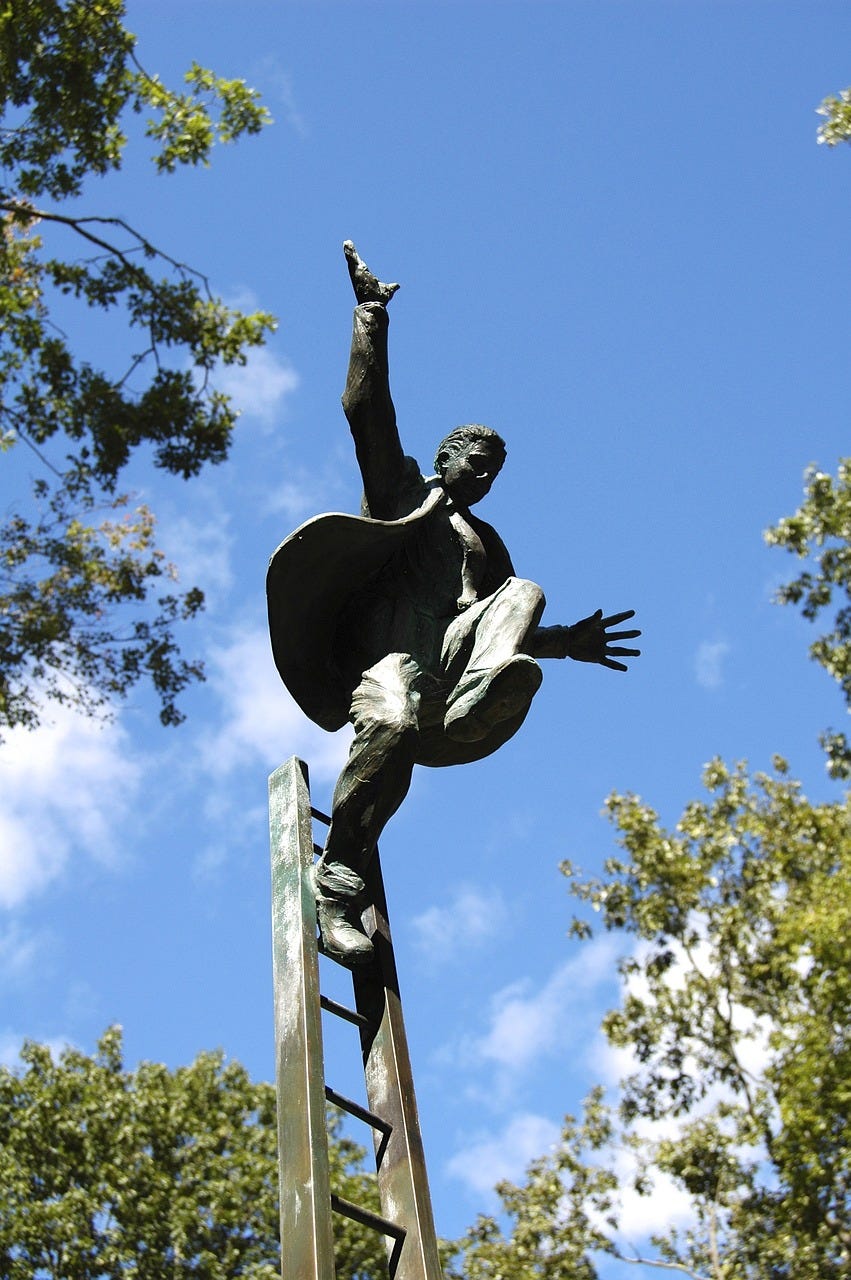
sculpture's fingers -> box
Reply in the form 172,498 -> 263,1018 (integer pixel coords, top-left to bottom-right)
600,657 -> 629,672
601,609 -> 636,627
606,628 -> 641,642
606,646 -> 641,658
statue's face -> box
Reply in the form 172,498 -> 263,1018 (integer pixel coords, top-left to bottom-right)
438,439 -> 505,507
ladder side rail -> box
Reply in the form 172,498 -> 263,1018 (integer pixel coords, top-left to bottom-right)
354,853 -> 444,1280
269,757 -> 335,1280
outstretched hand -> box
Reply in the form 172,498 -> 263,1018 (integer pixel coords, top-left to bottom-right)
568,609 -> 641,671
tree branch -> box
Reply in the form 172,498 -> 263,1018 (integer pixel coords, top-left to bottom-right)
613,1246 -> 710,1280
0,200 -> 214,298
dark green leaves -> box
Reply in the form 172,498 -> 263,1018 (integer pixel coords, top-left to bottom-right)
0,1028 -> 388,1280
0,1 -> 274,735
766,459 -> 851,776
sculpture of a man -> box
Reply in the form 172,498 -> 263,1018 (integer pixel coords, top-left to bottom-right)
267,244 -> 640,964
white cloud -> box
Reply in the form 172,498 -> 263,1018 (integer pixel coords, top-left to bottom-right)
586,926 -> 777,1243
201,624 -> 351,782
0,1029 -> 75,1069
158,510 -> 234,609
609,1144 -> 696,1240
447,931 -> 621,1100
695,639 -> 731,690
446,1106 -> 694,1238
0,921 -> 44,977
0,709 -> 142,908
262,442 -> 357,527
410,884 -> 508,962
470,935 -> 620,1077
265,476 -> 332,526
218,347 -> 299,427
256,57 -> 308,136
446,1112 -> 560,1200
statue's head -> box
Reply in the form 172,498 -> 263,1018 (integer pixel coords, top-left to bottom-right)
434,425 -> 507,507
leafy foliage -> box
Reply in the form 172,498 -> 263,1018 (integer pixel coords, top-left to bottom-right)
562,759 -> 851,1279
452,760 -> 851,1280
817,88 -> 851,146
452,459 -> 851,1277
0,0 -> 276,736
445,1093 -> 618,1280
765,459 -> 851,776
0,1027 -> 388,1279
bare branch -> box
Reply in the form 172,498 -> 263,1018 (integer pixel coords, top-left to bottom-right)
0,200 -> 214,298
613,1246 -> 710,1280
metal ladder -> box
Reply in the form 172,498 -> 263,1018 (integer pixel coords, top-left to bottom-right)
269,756 -> 444,1279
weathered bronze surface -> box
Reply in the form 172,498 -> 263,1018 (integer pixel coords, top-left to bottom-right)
267,244 -> 640,965
267,758 -> 335,1277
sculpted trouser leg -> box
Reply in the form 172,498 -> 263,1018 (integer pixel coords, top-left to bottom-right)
315,654 -> 422,961
442,577 -> 546,742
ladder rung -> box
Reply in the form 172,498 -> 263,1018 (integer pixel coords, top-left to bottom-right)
331,1192 -> 405,1242
320,993 -> 371,1029
311,805 -> 332,826
325,1085 -> 391,1136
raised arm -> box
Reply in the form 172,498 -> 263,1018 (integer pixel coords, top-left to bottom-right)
340,242 -> 407,519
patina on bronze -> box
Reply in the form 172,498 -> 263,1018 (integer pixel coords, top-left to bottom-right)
267,243 -> 640,965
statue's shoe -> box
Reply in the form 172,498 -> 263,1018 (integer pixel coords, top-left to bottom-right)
444,655 -> 543,743
316,895 -> 374,966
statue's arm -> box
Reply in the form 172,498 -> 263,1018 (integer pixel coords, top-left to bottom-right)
531,610 -> 641,672
340,243 -> 406,520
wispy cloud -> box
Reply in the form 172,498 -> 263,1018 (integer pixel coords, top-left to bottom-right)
586,927 -> 776,1241
0,1029 -> 75,1069
0,921 -> 44,978
158,509 -> 235,610
695,639 -> 731,690
446,1112 -> 560,1200
410,884 -> 508,963
0,709 -> 142,908
218,346 -> 299,428
200,624 -> 351,781
256,57 -> 308,136
438,935 -> 621,1106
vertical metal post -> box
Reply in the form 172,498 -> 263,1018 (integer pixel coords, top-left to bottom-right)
354,856 -> 444,1280
269,757 -> 335,1280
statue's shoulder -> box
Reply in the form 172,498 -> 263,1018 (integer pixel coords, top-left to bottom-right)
360,455 -> 428,519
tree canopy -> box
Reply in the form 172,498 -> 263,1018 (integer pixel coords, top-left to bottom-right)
448,754 -> 851,1279
450,455 -> 851,1279
766,458 -> 851,777
0,1027 -> 388,1279
0,0 -> 275,736
817,88 -> 851,146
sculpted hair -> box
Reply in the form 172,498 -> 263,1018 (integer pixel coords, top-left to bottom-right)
434,424 -> 507,472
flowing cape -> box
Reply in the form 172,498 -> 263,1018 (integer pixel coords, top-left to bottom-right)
266,487 -> 444,732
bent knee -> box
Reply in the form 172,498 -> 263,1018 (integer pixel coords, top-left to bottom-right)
350,653 -> 422,737
505,576 -> 546,612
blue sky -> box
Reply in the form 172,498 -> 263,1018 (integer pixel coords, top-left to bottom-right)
3,0 -> 851,1265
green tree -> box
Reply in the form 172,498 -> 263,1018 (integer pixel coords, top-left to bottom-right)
450,762 -> 851,1280
445,1094 -> 618,1280
452,468 -> 851,1279
765,458 -> 851,777
564,759 -> 850,1279
0,1027 -> 388,1279
817,89 -> 851,146
0,0 -> 276,737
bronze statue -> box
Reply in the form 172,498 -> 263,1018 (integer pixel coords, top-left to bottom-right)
267,244 -> 640,964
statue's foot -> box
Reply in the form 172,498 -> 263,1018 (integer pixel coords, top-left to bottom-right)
343,240 -> 400,306
444,655 -> 543,743
316,894 -> 374,966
